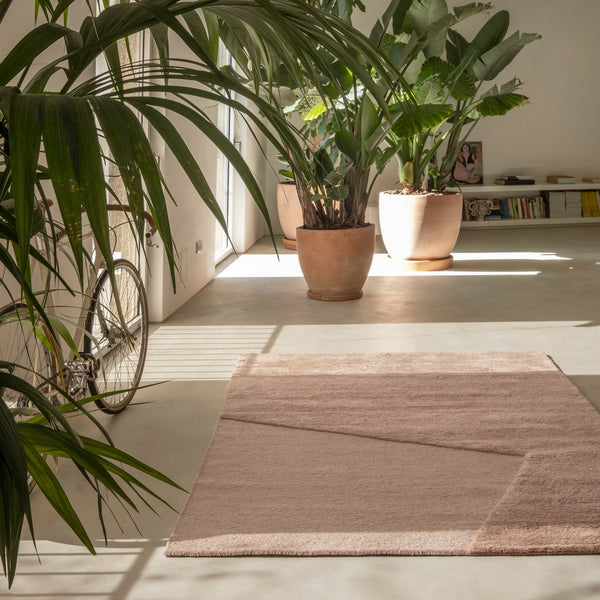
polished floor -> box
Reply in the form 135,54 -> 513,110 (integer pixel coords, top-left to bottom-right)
4,225 -> 600,599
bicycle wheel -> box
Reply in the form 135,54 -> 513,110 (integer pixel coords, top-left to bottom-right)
0,303 -> 61,491
0,303 -> 60,415
84,259 -> 148,413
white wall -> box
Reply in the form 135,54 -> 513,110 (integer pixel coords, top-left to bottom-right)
146,69 -> 219,321
148,53 -> 270,321
449,0 -> 600,182
353,0 -> 600,192
229,111 -> 271,253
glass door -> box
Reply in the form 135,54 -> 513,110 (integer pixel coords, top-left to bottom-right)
214,48 -> 235,263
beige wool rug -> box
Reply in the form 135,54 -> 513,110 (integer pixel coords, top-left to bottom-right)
166,352 -> 600,557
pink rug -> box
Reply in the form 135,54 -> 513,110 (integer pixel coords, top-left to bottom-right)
166,352 -> 600,556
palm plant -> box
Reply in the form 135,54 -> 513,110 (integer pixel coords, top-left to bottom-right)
0,0 -> 400,586
384,0 -> 541,192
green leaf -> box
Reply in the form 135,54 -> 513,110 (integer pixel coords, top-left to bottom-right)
0,0 -> 15,26
304,102 -> 328,121
78,435 -> 183,492
102,41 -> 124,96
417,56 -> 476,101
0,394 -> 31,587
446,29 -> 469,65
128,99 -> 228,237
89,96 -> 174,287
46,314 -> 78,356
63,27 -> 84,77
22,435 -> 96,555
41,96 -> 109,284
87,96 -> 146,243
468,10 -> 510,61
402,0 -> 452,57
312,147 -> 335,183
391,0 -> 418,35
359,95 -> 380,141
50,0 -> 82,22
335,130 -> 360,162
390,102 -> 453,137
10,93 -> 43,284
132,1 -> 219,75
40,96 -> 84,281
472,31 -> 542,81
322,59 -> 354,97
416,55 -> 454,84
204,11 -> 221,63
497,77 -> 524,94
182,11 -> 217,63
150,23 -> 170,66
24,65 -> 65,94
453,2 -> 492,22
414,77 -> 444,104
472,92 -> 529,117
376,145 -> 398,174
0,22 -> 75,86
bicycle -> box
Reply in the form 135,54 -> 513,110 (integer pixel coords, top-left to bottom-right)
0,203 -> 156,416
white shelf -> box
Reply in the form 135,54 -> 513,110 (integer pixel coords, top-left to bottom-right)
456,182 -> 600,195
462,217 -> 600,229
458,183 -> 600,228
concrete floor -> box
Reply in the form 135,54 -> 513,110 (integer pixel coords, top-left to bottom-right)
3,225 -> 600,599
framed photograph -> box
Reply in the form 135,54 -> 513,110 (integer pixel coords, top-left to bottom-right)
452,141 -> 483,185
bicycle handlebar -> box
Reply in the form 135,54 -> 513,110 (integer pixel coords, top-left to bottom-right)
106,205 -> 158,236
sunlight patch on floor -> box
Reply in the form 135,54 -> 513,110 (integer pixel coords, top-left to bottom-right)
453,252 -> 571,261
6,540 -> 140,599
266,322 -> 598,376
216,252 -> 555,278
142,326 -> 277,381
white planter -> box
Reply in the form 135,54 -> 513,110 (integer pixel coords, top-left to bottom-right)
276,182 -> 303,250
378,191 -> 463,270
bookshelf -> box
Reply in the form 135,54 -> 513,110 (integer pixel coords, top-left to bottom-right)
458,182 -> 600,228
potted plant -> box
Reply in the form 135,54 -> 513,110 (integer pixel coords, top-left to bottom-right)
251,2 -> 453,300
274,0 -> 366,251
293,91 -> 388,300
276,179 -> 303,249
379,0 -> 540,269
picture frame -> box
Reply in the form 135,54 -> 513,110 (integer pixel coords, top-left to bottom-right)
452,141 -> 483,185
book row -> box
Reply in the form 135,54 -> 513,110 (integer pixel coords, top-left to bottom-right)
462,190 -> 600,221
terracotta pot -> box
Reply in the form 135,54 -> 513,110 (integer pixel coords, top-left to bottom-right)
378,191 -> 463,271
276,182 -> 303,250
296,224 -> 375,301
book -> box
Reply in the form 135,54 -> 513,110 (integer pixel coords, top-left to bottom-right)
583,177 -> 600,183
593,191 -> 600,217
546,175 -> 576,184
581,191 -> 600,217
582,191 -> 594,217
565,191 -> 582,217
547,191 -> 567,218
494,175 -> 536,185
